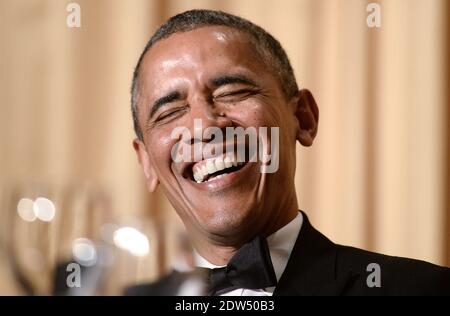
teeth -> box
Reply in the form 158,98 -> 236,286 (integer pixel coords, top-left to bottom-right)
201,165 -> 207,178
192,156 -> 243,183
215,158 -> 225,171
193,167 -> 203,183
206,160 -> 215,174
224,156 -> 233,168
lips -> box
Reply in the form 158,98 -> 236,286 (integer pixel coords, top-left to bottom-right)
177,140 -> 256,186
192,155 -> 245,183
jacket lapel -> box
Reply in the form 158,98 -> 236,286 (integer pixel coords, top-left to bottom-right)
274,211 -> 360,296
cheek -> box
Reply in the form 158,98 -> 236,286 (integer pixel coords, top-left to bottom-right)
231,100 -> 284,128
229,103 -> 266,127
237,101 -> 295,167
147,132 -> 177,171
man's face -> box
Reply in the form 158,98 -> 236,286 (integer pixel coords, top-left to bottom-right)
134,26 -> 305,243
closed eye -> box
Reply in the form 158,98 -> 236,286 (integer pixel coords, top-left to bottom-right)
213,88 -> 259,103
155,106 -> 188,124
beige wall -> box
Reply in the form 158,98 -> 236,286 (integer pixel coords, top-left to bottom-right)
0,0 -> 448,294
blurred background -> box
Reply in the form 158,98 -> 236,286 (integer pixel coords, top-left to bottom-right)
0,0 -> 449,295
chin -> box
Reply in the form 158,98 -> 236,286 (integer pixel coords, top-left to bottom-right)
195,200 -> 261,242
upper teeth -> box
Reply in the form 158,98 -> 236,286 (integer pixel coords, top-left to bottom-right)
193,156 -> 244,183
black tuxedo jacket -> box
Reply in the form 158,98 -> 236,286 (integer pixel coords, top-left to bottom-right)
273,212 -> 450,295
125,212 -> 450,296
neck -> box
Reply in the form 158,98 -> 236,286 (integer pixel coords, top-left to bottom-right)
191,192 -> 299,266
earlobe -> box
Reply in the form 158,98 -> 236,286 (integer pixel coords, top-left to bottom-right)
294,89 -> 319,147
133,139 -> 159,193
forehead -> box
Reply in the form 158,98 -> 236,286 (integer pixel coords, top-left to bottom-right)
139,26 -> 266,92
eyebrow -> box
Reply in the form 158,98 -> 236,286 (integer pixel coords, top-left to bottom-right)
210,74 -> 257,89
148,91 -> 182,121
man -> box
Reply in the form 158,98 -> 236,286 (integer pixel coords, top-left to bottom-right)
129,9 -> 450,295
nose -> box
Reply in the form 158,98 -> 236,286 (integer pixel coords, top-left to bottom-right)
185,96 -> 233,144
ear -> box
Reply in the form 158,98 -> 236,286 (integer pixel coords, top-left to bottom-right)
133,138 -> 159,193
293,89 -> 319,146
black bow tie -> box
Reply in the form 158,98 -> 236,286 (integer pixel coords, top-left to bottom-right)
197,236 -> 277,295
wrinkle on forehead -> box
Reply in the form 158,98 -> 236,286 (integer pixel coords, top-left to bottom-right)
145,26 -> 245,65
139,26 -> 270,101
143,28 -> 252,78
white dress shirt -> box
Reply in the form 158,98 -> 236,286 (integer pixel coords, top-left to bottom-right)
193,211 -> 303,296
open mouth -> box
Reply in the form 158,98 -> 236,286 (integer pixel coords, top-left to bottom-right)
179,140 -> 257,184
188,156 -> 247,183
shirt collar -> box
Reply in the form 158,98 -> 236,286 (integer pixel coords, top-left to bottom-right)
193,211 -> 303,282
